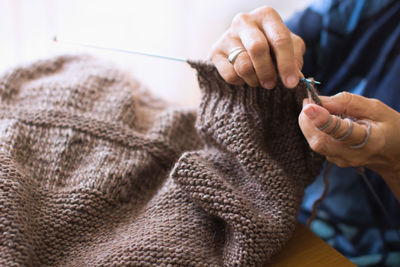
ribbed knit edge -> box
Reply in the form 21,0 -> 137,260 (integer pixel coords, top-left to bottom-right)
187,60 -> 307,114
187,60 -> 324,185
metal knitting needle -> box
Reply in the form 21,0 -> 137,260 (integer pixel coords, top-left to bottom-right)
53,36 -> 187,62
53,36 -> 323,88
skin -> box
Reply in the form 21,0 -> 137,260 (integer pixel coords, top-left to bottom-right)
210,6 -> 400,201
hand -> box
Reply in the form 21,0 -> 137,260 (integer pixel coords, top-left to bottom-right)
299,92 -> 400,198
209,6 -> 305,89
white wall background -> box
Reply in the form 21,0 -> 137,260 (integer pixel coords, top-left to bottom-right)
0,0 -> 313,106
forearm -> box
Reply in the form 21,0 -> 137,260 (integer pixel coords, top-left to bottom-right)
370,156 -> 400,201
373,110 -> 400,202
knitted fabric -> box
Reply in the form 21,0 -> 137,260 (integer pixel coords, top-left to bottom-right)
0,55 -> 324,266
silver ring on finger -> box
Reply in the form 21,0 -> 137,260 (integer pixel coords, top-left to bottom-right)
334,118 -> 354,141
327,116 -> 341,135
228,47 -> 246,64
317,115 -> 333,131
350,120 -> 371,149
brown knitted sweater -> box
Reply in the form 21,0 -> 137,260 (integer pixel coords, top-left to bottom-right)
0,55 -> 323,266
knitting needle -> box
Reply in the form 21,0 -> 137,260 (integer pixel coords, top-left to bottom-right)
53,36 -> 187,62
300,77 -> 322,106
53,36 -> 322,88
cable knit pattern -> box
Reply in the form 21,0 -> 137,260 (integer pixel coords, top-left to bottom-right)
0,55 -> 323,266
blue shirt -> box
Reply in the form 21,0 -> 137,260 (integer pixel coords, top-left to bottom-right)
286,1 -> 400,266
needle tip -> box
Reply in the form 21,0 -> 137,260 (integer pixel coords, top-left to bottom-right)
300,78 -> 321,85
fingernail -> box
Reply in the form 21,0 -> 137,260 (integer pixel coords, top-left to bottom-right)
304,105 -> 318,120
263,81 -> 275,89
286,75 -> 298,88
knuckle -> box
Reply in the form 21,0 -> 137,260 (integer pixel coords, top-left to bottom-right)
224,71 -> 240,84
225,29 -> 236,40
335,91 -> 353,104
334,92 -> 354,113
247,40 -> 267,57
235,61 -> 254,77
209,32 -> 230,59
309,137 -> 325,154
255,5 -> 276,16
369,98 -> 382,110
208,44 -> 220,59
294,34 -> 306,54
271,35 -> 291,48
232,12 -> 250,26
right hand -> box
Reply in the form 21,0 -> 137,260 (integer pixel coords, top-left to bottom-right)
209,6 -> 305,89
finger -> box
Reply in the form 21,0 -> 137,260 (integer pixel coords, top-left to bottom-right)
211,53 -> 244,85
301,109 -> 376,168
314,117 -> 383,168
260,9 -> 299,88
298,109 -> 331,155
300,102 -> 385,168
231,47 -> 260,87
299,110 -> 362,161
302,104 -> 368,146
319,92 -> 384,121
237,23 -> 276,89
227,15 -> 260,87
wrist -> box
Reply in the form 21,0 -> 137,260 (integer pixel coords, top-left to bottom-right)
367,162 -> 400,202
374,163 -> 400,182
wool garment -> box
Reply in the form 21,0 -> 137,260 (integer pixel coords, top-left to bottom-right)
0,55 -> 324,266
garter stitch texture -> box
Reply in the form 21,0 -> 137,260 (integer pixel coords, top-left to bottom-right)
0,55 -> 324,266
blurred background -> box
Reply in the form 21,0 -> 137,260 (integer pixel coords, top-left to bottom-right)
0,0 -> 313,106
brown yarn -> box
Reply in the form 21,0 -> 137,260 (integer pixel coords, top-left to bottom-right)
306,162 -> 332,228
0,55 -> 324,266
303,80 -> 331,229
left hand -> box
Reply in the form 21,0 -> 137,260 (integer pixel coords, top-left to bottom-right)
208,6 -> 304,89
298,92 -> 400,180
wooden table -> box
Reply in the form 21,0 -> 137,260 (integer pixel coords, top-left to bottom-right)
268,222 -> 355,266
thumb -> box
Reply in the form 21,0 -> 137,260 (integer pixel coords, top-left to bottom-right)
319,92 -> 381,121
